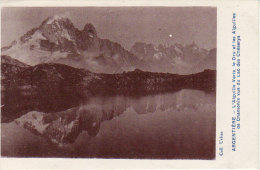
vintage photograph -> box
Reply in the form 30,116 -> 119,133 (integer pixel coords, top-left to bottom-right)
1,7 -> 216,159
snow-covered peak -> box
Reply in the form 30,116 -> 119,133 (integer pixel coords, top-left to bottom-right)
42,15 -> 70,24
46,15 -> 66,24
40,15 -> 74,30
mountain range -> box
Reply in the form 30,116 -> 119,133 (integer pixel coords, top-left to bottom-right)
1,15 -> 216,74
1,15 -> 216,123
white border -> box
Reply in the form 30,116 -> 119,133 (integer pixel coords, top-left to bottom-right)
0,0 -> 259,169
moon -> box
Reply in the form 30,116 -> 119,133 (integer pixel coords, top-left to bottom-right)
169,34 -> 173,38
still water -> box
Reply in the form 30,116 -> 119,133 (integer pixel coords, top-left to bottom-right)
1,89 -> 216,159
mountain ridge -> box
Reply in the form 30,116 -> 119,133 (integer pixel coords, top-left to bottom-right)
2,15 -> 216,74
130,42 -> 216,74
1,56 -> 216,123
1,15 -> 147,73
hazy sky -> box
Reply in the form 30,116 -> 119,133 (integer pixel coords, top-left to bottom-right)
1,7 -> 216,50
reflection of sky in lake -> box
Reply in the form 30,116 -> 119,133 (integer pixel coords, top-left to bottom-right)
2,89 -> 216,159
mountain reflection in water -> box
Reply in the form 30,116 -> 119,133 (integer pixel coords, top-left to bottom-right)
2,89 -> 216,159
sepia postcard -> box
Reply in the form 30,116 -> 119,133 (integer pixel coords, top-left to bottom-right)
0,0 -> 259,169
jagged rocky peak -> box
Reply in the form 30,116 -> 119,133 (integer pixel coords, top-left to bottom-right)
17,15 -> 94,55
83,23 -> 97,38
39,15 -> 77,42
16,15 -> 79,51
39,15 -> 99,50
